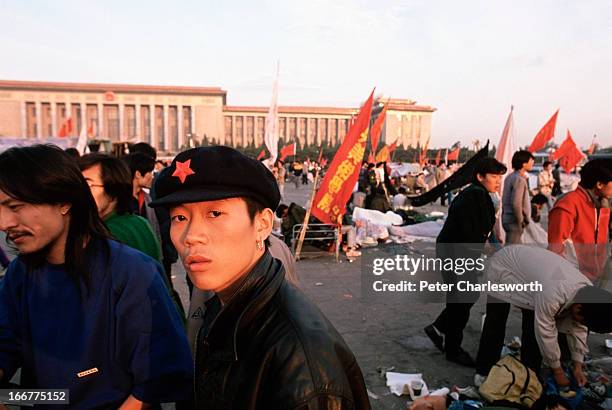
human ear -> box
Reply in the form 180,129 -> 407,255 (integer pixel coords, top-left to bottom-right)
255,208 -> 274,240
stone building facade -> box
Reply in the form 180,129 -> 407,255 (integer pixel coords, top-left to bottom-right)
0,80 -> 435,153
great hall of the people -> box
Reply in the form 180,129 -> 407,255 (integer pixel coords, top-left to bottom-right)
0,80 -> 435,154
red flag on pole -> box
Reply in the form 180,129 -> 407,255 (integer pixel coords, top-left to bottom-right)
316,147 -> 323,164
279,143 -> 296,161
435,150 -> 441,166
553,130 -> 586,173
388,140 -> 398,153
447,147 -> 460,162
528,110 -> 559,153
58,108 -> 73,137
257,148 -> 267,160
367,151 -> 375,164
311,89 -> 374,224
370,104 -> 387,154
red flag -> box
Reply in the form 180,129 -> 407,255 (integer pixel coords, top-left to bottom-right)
312,89 -> 374,224
257,148 -> 266,160
367,151 -> 375,164
553,130 -> 586,173
375,146 -> 390,163
447,147 -> 460,161
316,147 -> 323,164
58,108 -> 73,137
279,143 -> 296,161
528,110 -> 559,153
388,140 -> 398,153
435,150 -> 441,165
321,158 -> 328,167
370,104 -> 387,153
87,121 -> 96,138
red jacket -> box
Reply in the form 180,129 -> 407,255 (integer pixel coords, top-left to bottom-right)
548,186 -> 610,280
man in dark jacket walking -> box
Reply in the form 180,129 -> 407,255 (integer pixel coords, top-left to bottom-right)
151,146 -> 371,409
425,157 -> 507,367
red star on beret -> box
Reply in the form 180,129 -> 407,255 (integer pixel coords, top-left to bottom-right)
172,159 -> 195,184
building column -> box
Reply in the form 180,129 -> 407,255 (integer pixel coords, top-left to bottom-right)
20,101 -> 27,138
177,104 -> 184,150
231,116 -> 236,147
80,102 -> 86,135
190,106 -> 195,137
149,104 -> 156,150
135,104 -> 142,141
97,103 -> 104,139
304,117 -> 310,146
119,104 -> 125,141
163,105 -> 170,151
50,102 -> 57,137
242,116 -> 248,147
35,101 -> 42,139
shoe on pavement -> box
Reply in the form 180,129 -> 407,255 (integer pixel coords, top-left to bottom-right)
424,324 -> 444,352
446,348 -> 476,367
473,373 -> 486,387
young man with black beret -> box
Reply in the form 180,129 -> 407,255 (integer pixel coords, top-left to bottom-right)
150,146 -> 370,409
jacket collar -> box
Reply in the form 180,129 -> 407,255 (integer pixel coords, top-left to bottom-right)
576,185 -> 606,209
205,251 -> 284,361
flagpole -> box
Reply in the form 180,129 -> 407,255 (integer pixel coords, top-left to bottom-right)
294,164 -> 322,261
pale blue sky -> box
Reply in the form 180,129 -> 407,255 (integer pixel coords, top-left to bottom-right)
1,0 -> 611,148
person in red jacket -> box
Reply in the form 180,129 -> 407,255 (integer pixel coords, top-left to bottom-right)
548,159 -> 612,281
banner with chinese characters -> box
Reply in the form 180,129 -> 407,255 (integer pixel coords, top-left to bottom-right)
311,89 -> 374,224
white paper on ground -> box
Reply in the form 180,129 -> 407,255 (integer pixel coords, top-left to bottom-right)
385,372 -> 429,398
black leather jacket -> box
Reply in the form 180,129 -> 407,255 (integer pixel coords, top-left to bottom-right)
194,252 -> 371,409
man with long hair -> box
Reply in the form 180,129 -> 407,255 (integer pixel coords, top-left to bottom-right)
0,145 -> 193,408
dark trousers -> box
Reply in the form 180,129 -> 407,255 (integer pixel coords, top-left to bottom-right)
432,268 -> 479,355
433,302 -> 475,355
475,297 -> 542,375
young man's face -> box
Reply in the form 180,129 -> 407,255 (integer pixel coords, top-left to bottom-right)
595,181 -> 612,199
522,158 -> 535,172
477,173 -> 503,193
81,164 -> 116,219
136,170 -> 154,189
0,190 -> 70,261
170,197 -> 272,292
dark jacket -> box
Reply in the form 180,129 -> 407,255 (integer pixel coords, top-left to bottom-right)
437,182 -> 496,258
195,252 -> 371,409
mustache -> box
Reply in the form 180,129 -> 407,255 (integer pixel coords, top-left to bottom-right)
6,230 -> 31,241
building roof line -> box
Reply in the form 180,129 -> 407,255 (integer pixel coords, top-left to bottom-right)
0,79 -> 227,97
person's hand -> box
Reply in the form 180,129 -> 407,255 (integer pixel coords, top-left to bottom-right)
572,363 -> 587,387
553,367 -> 570,388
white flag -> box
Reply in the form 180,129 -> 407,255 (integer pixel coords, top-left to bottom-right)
264,62 -> 279,163
493,106 -> 515,244
76,124 -> 89,155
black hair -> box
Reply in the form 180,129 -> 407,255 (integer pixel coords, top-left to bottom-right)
129,142 -> 157,160
473,157 -> 507,182
0,144 -> 110,289
511,150 -> 535,171
573,286 -> 612,333
78,153 -> 134,215
578,158 -> 612,189
64,147 -> 80,159
242,196 -> 271,247
276,204 -> 289,218
398,187 -> 407,194
531,193 -> 548,205
122,152 -> 156,178
542,160 -> 552,168
367,163 -> 375,170
532,395 -> 571,410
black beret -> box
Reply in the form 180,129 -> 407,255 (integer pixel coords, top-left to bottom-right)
149,146 -> 280,210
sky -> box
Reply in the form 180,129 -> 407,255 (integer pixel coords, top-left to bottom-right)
1,0 -> 611,148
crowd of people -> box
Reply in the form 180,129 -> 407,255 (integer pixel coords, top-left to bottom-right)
0,140 -> 610,409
